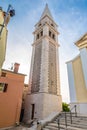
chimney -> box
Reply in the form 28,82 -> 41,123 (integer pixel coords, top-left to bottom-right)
14,63 -> 20,73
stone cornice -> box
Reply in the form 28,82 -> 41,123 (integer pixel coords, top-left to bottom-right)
75,33 -> 87,49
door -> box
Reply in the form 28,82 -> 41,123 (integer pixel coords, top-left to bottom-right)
31,104 -> 35,119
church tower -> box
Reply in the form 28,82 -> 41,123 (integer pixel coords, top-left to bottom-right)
24,4 -> 62,121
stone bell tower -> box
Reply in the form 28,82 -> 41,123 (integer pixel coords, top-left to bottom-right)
24,4 -> 62,121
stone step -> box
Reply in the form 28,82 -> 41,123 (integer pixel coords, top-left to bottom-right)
53,121 -> 87,129
45,124 -> 85,130
43,113 -> 87,130
43,128 -> 50,130
55,118 -> 87,124
56,116 -> 87,120
55,118 -> 87,123
45,125 -> 62,130
56,114 -> 87,118
57,115 -> 87,120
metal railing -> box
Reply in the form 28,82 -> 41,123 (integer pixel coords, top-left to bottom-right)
57,113 -> 62,130
57,105 -> 77,130
70,105 -> 77,124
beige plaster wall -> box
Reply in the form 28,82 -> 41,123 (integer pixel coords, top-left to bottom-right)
23,93 -> 62,121
0,10 -> 8,75
72,56 -> 87,102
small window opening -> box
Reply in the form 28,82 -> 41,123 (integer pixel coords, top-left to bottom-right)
36,34 -> 39,39
1,72 -> 6,77
41,31 -> 43,36
49,31 -> 51,37
38,23 -> 41,27
52,34 -> 55,40
51,23 -> 54,27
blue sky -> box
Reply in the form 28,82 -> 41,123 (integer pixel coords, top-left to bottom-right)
0,0 -> 87,102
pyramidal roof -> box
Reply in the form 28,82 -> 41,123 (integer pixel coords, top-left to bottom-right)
40,4 -> 54,20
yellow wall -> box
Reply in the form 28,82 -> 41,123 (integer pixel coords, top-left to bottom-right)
0,10 -> 8,72
72,56 -> 87,102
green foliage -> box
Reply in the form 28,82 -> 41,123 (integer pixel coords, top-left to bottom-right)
62,102 -> 70,112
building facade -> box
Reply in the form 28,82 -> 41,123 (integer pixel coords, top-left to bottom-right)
0,7 -> 8,74
67,33 -> 87,115
0,64 -> 25,128
24,4 -> 62,121
0,6 -> 14,75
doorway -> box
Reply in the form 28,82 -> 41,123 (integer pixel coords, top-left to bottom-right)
31,104 -> 35,119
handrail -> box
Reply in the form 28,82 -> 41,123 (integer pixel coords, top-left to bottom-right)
57,112 -> 67,130
57,105 -> 77,129
70,105 -> 77,117
57,113 -> 62,130
70,105 -> 77,124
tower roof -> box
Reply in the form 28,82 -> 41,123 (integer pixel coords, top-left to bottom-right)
40,4 -> 54,20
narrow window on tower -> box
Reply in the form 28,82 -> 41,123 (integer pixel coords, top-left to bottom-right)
52,34 -> 55,40
49,31 -> 51,37
38,23 -> 41,27
51,23 -> 54,27
40,31 -> 43,36
36,34 -> 39,40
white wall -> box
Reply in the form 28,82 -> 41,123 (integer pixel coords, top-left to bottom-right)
67,62 -> 77,102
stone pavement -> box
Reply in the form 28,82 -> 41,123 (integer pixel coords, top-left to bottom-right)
3,125 -> 37,130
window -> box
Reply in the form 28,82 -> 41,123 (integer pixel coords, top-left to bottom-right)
36,34 -> 39,39
49,31 -> 51,37
51,23 -> 54,27
52,34 -> 55,40
1,72 -> 6,77
0,83 -> 8,92
40,31 -> 43,36
38,23 -> 41,27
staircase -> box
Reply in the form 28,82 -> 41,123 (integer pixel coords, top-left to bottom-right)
42,107 -> 87,130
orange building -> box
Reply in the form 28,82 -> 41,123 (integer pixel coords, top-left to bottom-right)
0,64 -> 26,128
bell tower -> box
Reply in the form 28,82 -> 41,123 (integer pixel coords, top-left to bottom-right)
24,4 -> 62,121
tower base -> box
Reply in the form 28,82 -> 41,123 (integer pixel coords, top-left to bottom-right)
23,93 -> 62,122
